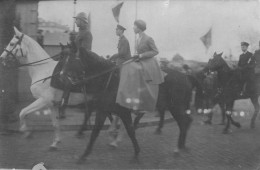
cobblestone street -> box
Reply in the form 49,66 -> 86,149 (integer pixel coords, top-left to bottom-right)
1,100 -> 260,169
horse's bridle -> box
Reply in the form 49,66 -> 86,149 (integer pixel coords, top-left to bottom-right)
4,34 -> 25,59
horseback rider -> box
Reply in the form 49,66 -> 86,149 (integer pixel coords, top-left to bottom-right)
253,41 -> 260,76
73,12 -> 92,53
116,20 -> 165,112
110,24 -> 131,65
238,42 -> 256,96
67,12 -> 93,83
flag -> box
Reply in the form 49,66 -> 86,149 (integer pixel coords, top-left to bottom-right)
88,12 -> 91,31
200,28 -> 212,50
112,1 -> 124,23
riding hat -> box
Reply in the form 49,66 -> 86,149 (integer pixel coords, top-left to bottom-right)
241,42 -> 249,47
134,20 -> 146,31
74,12 -> 88,23
117,24 -> 126,31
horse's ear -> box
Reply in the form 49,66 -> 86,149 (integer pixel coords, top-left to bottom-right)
213,52 -> 217,56
14,27 -> 22,36
219,52 -> 223,56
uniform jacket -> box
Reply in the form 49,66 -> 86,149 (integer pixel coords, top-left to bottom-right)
112,35 -> 131,65
253,49 -> 260,69
136,33 -> 164,84
238,51 -> 255,72
75,26 -> 93,51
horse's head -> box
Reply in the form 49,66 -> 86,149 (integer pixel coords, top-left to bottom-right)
0,27 -> 26,68
207,52 -> 225,71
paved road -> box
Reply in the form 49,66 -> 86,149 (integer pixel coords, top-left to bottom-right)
1,103 -> 260,170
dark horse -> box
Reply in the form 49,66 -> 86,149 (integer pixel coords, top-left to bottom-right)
194,68 -> 226,125
154,68 -> 201,134
56,47 -> 193,162
207,52 -> 260,133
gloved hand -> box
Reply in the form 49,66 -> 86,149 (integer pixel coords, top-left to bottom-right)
132,54 -> 140,61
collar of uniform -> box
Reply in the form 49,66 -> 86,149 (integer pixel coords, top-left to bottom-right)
119,35 -> 124,40
243,51 -> 248,55
79,24 -> 87,31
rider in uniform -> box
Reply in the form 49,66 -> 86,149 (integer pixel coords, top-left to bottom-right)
238,42 -> 256,96
68,12 -> 93,83
110,24 -> 131,65
57,12 -> 92,118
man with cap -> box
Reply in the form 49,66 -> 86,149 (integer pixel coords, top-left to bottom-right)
110,24 -> 131,65
73,12 -> 93,53
238,42 -> 256,96
57,12 -> 92,118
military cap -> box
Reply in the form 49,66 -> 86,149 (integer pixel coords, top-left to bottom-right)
241,42 -> 249,47
134,20 -> 146,31
117,24 -> 126,31
74,12 -> 88,23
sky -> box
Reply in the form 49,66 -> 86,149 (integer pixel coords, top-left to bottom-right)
39,0 -> 260,61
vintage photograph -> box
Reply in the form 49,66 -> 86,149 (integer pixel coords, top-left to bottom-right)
1,0 -> 260,169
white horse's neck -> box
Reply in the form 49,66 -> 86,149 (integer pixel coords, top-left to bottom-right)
22,35 -> 58,83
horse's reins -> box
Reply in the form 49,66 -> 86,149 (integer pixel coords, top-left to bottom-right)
17,53 -> 60,68
71,57 -> 140,86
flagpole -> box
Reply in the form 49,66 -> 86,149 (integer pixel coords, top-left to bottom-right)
73,0 -> 77,32
134,0 -> 138,54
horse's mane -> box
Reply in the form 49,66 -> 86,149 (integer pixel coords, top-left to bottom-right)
22,34 -> 51,60
78,48 -> 115,73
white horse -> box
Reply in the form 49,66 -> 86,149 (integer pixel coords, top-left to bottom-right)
0,27 -> 85,149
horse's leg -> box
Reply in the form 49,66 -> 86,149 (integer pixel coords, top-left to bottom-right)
58,89 -> 70,119
78,111 -> 107,163
108,115 -> 120,143
227,101 -> 241,129
117,107 -> 140,159
77,101 -> 93,137
155,107 -> 166,134
49,105 -> 61,150
250,96 -> 259,128
77,86 -> 92,137
109,118 -> 125,148
219,102 -> 226,125
133,111 -> 145,130
169,105 -> 192,151
223,103 -> 234,134
19,98 -> 49,137
204,97 -> 213,125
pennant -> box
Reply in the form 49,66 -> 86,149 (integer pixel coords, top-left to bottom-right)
112,1 -> 124,23
200,28 -> 212,50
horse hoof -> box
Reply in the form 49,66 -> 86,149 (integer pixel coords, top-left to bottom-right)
222,129 -> 232,134
58,114 -> 66,119
174,148 -> 179,153
108,142 -> 118,149
129,156 -> 140,164
49,146 -> 58,151
204,120 -> 212,125
234,123 -> 241,129
76,156 -> 86,164
154,129 -> 162,135
76,132 -> 84,139
23,131 -> 33,139
179,146 -> 190,153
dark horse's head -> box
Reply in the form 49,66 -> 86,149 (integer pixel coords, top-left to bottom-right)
59,44 -> 118,92
207,52 -> 229,72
